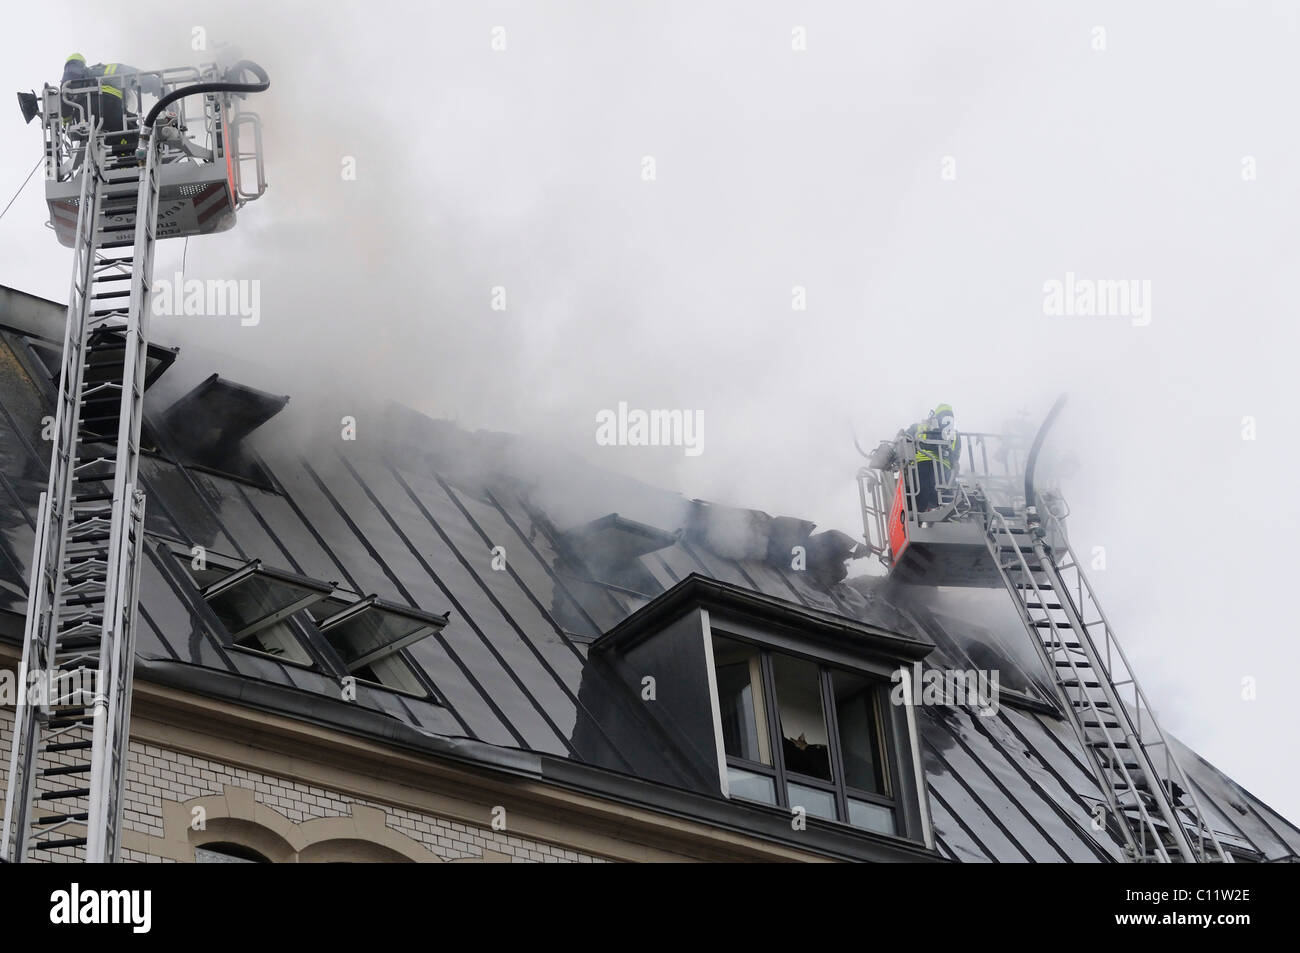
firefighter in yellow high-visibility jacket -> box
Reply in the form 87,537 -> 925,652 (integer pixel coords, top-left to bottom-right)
59,55 -> 162,146
905,403 -> 960,515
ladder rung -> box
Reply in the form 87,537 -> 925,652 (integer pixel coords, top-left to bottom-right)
70,498 -> 113,510
47,705 -> 88,716
41,763 -> 91,778
36,811 -> 89,824
54,632 -> 102,649
31,837 -> 88,850
67,531 -> 110,543
47,714 -> 94,729
36,787 -> 91,801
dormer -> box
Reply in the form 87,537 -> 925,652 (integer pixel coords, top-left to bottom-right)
594,574 -> 938,851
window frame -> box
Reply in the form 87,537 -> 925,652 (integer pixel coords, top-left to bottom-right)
159,541 -> 438,698
713,632 -> 909,839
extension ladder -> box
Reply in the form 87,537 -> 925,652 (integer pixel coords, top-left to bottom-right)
985,505 -> 1232,862
2,123 -> 157,862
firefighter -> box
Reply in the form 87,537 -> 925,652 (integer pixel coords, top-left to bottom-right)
59,56 -> 162,145
59,53 -> 96,131
906,403 -> 960,515
88,62 -> 162,145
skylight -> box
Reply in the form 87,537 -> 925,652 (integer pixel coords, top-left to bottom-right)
311,596 -> 448,673
191,558 -> 332,663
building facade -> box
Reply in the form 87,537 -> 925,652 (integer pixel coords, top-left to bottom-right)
1,284 -> 1296,863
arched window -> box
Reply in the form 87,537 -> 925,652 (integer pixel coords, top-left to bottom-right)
194,842 -> 271,863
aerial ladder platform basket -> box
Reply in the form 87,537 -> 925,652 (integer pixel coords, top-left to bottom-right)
858,399 -> 1232,863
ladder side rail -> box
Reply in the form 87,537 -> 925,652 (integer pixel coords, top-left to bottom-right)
1055,527 -> 1216,852
104,489 -> 146,861
43,135 -> 103,652
42,138 -> 102,676
1,494 -> 53,860
84,487 -> 145,862
43,139 -> 101,684
85,138 -> 160,862
984,507 -> 1151,860
1044,525 -> 1233,863
4,129 -> 104,863
1031,546 -> 1180,861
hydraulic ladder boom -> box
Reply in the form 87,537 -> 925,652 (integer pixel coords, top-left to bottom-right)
3,59 -> 267,862
1,127 -> 156,862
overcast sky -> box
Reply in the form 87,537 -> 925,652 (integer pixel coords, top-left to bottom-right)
2,1 -> 1296,825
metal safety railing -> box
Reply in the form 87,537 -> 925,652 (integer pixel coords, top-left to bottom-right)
41,65 -> 226,183
859,430 -> 1030,563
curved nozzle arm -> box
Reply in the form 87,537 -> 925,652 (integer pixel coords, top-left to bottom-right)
1024,394 -> 1067,513
142,60 -> 269,132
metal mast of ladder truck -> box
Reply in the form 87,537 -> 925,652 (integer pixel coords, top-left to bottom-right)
1,59 -> 269,864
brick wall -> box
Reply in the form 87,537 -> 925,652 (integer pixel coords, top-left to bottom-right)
1,704 -> 607,863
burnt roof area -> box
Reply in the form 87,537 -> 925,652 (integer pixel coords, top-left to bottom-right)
1,283 -> 1297,863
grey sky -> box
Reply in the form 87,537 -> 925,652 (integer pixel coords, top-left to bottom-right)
2,1 -> 1296,823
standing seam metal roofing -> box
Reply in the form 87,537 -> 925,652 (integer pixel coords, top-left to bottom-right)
1,287 -> 1297,862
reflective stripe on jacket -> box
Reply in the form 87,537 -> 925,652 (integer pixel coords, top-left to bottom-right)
94,63 -> 122,99
909,415 -> 960,469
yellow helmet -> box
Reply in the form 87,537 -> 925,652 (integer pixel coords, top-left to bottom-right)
66,53 -> 86,63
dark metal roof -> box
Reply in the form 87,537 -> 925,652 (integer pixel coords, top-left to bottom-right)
2,284 -> 1297,862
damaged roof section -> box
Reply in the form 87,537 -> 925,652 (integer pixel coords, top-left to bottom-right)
157,373 -> 288,485
1,286 -> 1298,862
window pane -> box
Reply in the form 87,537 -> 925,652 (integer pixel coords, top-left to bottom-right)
317,597 -> 445,672
727,766 -> 776,805
848,798 -> 897,836
207,573 -> 315,634
238,619 -> 312,665
771,654 -> 831,781
712,637 -> 771,765
788,782 -> 837,821
833,670 -> 891,796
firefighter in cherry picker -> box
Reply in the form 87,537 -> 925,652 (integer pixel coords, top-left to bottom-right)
56,54 -> 162,145
906,403 -> 960,517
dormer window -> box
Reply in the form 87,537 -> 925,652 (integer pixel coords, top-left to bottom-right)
713,634 -> 899,834
595,573 -> 937,853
